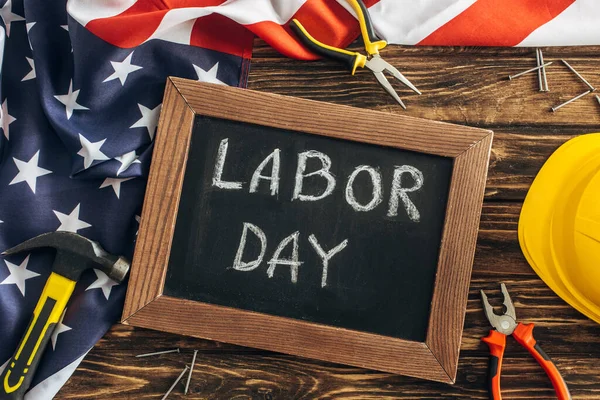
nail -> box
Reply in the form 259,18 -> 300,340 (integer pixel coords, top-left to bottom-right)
184,350 -> 198,395
561,59 -> 595,91
161,365 -> 189,400
536,49 -> 543,91
538,49 -> 549,91
596,94 -> 600,106
551,90 -> 591,112
135,348 -> 180,358
509,62 -> 553,80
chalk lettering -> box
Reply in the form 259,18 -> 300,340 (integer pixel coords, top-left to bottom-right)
387,165 -> 423,221
308,234 -> 348,288
292,151 -> 336,201
345,165 -> 383,212
232,222 -> 267,271
212,138 -> 243,190
267,231 -> 303,283
249,149 -> 281,196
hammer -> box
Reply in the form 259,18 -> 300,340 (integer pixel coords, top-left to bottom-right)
0,232 -> 130,399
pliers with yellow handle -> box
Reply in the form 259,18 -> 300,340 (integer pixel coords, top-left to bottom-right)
289,0 -> 420,109
481,283 -> 572,400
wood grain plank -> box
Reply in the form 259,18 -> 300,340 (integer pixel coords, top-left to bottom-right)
59,346 -> 600,400
484,132 -> 576,201
248,42 -> 600,128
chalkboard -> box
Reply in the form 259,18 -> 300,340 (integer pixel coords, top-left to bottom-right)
165,115 -> 452,342
123,79 -> 493,383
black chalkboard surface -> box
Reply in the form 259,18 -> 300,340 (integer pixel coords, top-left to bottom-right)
165,116 -> 452,342
123,79 -> 493,383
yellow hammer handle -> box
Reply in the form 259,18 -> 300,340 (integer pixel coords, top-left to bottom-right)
346,0 -> 387,55
1,272 -> 76,399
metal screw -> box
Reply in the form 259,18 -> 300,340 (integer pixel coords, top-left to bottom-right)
538,49 -> 549,91
161,365 -> 189,400
595,94 -> 600,106
536,49 -> 543,91
551,90 -> 592,112
135,348 -> 180,358
184,350 -> 198,395
509,62 -> 552,80
561,59 -> 595,91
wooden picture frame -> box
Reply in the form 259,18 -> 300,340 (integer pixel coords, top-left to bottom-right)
122,77 -> 493,384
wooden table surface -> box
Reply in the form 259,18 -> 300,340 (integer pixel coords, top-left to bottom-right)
59,41 -> 600,399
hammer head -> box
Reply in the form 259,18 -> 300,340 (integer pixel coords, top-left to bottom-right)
2,232 -> 130,282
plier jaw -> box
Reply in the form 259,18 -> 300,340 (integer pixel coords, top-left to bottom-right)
480,283 -> 517,335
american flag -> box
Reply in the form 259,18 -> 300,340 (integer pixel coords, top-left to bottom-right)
1,0 -> 598,398
74,0 -> 600,61
0,0 -> 246,397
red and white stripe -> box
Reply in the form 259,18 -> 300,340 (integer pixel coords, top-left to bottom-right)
67,0 -> 600,60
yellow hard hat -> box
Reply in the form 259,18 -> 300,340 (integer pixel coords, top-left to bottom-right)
519,133 -> 600,324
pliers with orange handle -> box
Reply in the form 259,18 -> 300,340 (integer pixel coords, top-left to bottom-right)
480,283 -> 572,400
